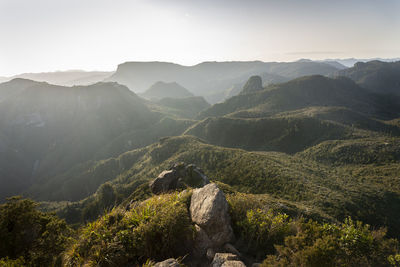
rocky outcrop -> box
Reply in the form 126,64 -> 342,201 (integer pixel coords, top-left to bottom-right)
190,183 -> 235,256
240,76 -> 263,95
150,163 -> 209,194
154,258 -> 180,267
151,169 -> 244,266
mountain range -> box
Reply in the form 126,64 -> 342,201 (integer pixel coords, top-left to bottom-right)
323,57 -> 400,67
0,70 -> 114,86
106,60 -> 341,103
1,59 -> 400,266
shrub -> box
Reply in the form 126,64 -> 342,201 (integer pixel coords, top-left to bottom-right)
262,218 -> 399,267
227,193 -> 294,260
0,257 -> 25,266
388,254 -> 400,266
64,191 -> 194,266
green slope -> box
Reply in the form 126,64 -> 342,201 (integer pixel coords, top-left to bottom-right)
271,106 -> 400,136
336,60 -> 400,95
0,79 -> 191,201
150,96 -> 210,119
45,135 -> 400,238
199,75 -> 400,120
184,116 -> 359,153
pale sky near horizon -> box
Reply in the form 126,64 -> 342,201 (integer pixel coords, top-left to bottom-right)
0,0 -> 399,76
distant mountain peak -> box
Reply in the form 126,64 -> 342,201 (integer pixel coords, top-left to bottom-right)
296,59 -> 313,62
240,75 -> 263,95
141,81 -> 194,101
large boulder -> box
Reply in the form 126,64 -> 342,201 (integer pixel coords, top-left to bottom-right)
149,170 -> 178,194
150,163 -> 209,194
190,183 -> 234,248
184,164 -> 209,187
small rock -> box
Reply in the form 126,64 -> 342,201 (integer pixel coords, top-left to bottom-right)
223,243 -> 241,257
154,258 -> 180,267
221,261 -> 246,267
193,224 -> 212,258
211,253 -> 240,267
206,248 -> 216,261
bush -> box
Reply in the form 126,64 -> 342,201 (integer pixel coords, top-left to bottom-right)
64,191 -> 194,266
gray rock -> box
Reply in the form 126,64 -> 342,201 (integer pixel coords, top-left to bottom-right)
223,243 -> 241,257
190,183 -> 234,247
184,164 -> 209,187
211,253 -> 240,267
154,258 -> 180,267
171,162 -> 210,187
206,248 -> 216,261
221,261 -> 246,267
193,224 -> 213,258
149,170 -> 178,194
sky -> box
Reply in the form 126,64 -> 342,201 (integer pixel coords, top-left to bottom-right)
0,0 -> 399,76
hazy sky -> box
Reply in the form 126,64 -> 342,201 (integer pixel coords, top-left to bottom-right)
0,0 -> 399,76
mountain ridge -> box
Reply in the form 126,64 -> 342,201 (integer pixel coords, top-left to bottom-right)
140,81 -> 194,100
107,60 -> 341,103
199,75 -> 400,120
